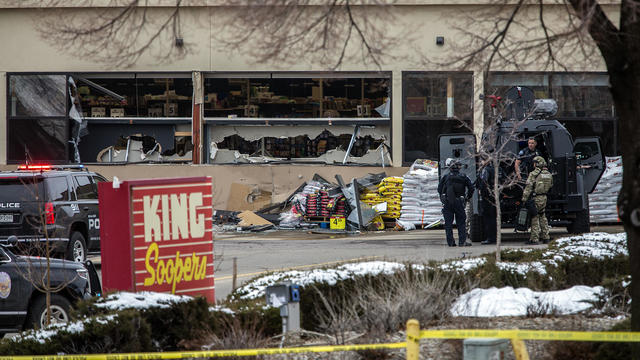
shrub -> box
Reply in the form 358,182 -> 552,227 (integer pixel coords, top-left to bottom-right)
0,310 -> 153,355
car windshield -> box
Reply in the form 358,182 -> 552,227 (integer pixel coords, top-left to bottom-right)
0,177 -> 45,202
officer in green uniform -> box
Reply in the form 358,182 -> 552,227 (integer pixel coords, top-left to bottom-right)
522,156 -> 553,244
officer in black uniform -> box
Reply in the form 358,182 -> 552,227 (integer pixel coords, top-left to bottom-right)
477,160 -> 497,245
515,138 -> 542,180
438,159 -> 475,247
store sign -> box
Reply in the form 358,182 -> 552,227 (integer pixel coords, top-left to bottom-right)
99,177 -> 214,302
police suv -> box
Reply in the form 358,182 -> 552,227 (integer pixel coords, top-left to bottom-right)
0,165 -> 105,262
0,240 -> 92,335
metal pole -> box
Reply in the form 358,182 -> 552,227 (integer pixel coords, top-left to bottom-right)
343,125 -> 360,164
232,257 -> 238,291
124,138 -> 131,162
406,319 -> 420,360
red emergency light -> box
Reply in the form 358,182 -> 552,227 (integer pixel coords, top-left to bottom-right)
18,164 -> 52,171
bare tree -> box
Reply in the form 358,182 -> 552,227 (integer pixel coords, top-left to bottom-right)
14,174 -> 81,328
34,0 -> 190,68
472,100 -> 529,262
30,0 -> 401,70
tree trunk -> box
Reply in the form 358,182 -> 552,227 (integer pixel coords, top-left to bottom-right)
494,157 -> 502,262
609,63 -> 640,358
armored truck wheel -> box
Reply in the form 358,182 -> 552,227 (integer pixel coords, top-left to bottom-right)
567,207 -> 591,234
470,214 -> 485,242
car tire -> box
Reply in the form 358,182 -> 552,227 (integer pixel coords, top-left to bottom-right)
66,232 -> 87,263
27,294 -> 72,329
470,214 -> 484,242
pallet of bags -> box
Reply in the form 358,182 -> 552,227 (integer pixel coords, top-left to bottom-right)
397,160 -> 443,229
589,156 -> 622,223
359,176 -> 404,221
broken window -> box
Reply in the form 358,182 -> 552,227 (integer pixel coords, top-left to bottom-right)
75,75 -> 193,118
7,75 -> 69,163
9,75 -> 66,117
74,74 -> 193,163
403,72 -> 473,164
209,127 -> 390,165
203,73 -> 390,119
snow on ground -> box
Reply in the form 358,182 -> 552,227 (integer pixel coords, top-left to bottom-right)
495,232 -> 626,276
439,257 -> 487,272
451,285 -> 604,317
16,315 -> 117,344
93,291 -> 192,310
497,261 -> 547,275
548,232 -> 627,260
237,261 -> 408,300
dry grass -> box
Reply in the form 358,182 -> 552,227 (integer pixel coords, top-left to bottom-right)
312,268 -> 475,343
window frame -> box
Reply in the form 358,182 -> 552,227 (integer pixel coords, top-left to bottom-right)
402,71 -> 474,166
6,72 -> 194,164
202,71 -> 392,126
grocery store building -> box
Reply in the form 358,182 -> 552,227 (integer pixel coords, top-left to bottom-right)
0,2 -> 619,208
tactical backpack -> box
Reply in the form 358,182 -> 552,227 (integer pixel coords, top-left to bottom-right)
445,173 -> 467,205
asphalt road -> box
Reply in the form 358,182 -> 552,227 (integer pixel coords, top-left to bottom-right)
210,224 -> 624,301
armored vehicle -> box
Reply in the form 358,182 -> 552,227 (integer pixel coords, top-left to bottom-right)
439,86 -> 605,241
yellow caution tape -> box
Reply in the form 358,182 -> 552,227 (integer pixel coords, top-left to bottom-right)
0,342 -> 408,360
420,329 -> 640,342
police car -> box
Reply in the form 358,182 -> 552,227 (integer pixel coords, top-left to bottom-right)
0,165 -> 106,262
0,239 -> 94,335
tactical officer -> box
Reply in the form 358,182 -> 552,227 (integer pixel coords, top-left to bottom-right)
522,156 -> 554,244
438,159 -> 475,247
477,161 -> 497,245
515,138 -> 542,180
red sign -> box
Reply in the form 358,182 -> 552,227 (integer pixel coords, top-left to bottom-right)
99,177 -> 214,302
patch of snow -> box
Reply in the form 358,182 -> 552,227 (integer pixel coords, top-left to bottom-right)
439,257 -> 487,272
547,232 -> 627,260
94,291 -> 192,310
497,261 -> 547,275
451,285 -> 604,317
210,305 -> 235,315
237,261 -> 407,300
17,315 -> 117,344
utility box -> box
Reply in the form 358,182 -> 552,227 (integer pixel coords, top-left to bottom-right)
266,283 -> 301,333
463,338 -> 509,360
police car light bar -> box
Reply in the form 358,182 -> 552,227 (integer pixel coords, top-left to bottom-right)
18,164 -> 52,171
18,164 -> 85,171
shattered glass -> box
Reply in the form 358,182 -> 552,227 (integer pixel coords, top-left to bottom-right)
9,75 -> 66,117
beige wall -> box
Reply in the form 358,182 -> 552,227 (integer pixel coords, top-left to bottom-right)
0,3 -> 616,169
0,163 -> 408,210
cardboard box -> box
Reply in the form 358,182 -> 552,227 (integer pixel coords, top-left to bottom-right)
164,103 -> 178,117
110,108 -> 125,117
91,107 -> 106,117
148,107 -> 163,117
357,104 -> 371,117
205,93 -> 217,103
243,105 -> 259,117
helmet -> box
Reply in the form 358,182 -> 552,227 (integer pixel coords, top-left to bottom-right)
446,158 -> 461,170
533,156 -> 546,167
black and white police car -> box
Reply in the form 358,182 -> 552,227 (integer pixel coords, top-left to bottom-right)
0,164 -> 106,262
0,238 -> 97,334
